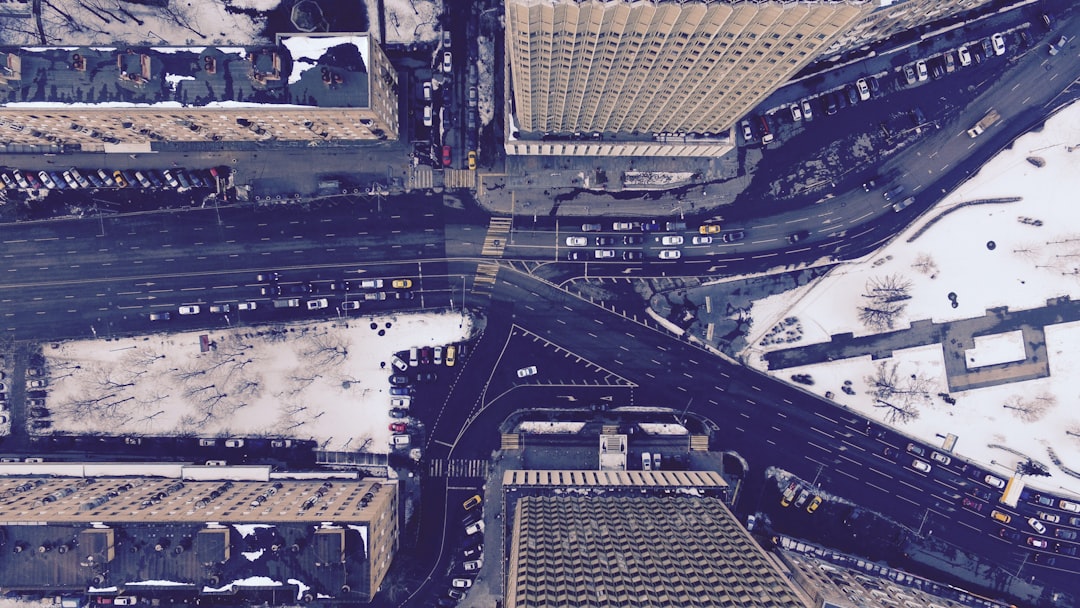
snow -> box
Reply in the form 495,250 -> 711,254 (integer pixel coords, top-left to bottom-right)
42,312 -> 473,453
383,0 -> 443,45
279,35 -> 370,85
288,578 -> 310,601
477,35 -> 496,128
518,421 -> 586,434
638,423 -> 690,435
233,523 -> 275,539
125,580 -> 190,586
746,100 -> 1080,496
88,587 -> 118,593
965,330 -> 1026,369
241,549 -> 265,562
348,524 -> 370,549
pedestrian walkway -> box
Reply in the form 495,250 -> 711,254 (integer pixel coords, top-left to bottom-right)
471,262 -> 500,298
479,217 -> 512,257
427,458 -> 490,478
442,168 -> 476,190
407,165 -> 434,191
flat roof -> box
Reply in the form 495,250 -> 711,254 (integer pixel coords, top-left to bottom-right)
503,469 -> 729,488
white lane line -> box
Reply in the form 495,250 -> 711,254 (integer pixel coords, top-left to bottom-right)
814,412 -> 838,424
807,441 -> 831,453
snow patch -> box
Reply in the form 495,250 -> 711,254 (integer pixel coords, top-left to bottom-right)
638,423 -> 689,435
234,524 -> 275,539
241,549 -> 265,561
518,421 -> 586,434
965,330 -> 1025,369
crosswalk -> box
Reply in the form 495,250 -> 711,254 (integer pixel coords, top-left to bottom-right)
443,168 -> 476,190
690,435 -> 710,451
501,434 -> 522,450
471,262 -> 500,298
480,217 -> 512,257
428,458 -> 490,479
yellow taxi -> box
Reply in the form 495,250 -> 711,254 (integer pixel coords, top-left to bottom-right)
463,495 -> 482,510
698,224 -> 722,234
445,345 -> 457,367
806,496 -> 823,513
991,510 -> 1011,524
392,279 -> 412,289
113,170 -> 129,188
467,150 -> 477,171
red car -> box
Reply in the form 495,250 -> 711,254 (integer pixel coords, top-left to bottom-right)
961,497 -> 983,512
389,422 -> 407,433
442,145 -> 452,167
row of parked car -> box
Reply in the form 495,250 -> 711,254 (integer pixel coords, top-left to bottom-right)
442,493 -> 485,604
0,167 -> 223,191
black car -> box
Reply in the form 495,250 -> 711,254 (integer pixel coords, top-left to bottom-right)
981,38 -> 994,58
882,185 -> 905,201
862,178 -> 877,192
389,375 -> 410,386
567,251 -> 583,261
596,236 -> 617,246
395,291 -> 415,300
284,284 -> 306,295
641,220 -> 660,232
418,372 -> 438,383
389,408 -> 409,419
622,251 -> 643,261
329,280 -> 348,292
622,235 -> 643,245
721,230 -> 745,243
846,85 -> 859,105
867,76 -> 880,94
261,285 -> 281,296
825,96 -> 838,116
787,230 -> 809,244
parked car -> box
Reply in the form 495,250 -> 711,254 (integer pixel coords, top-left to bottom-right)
691,236 -> 712,245
463,495 -> 482,510
660,235 -> 684,246
224,439 -> 244,448
801,99 -> 813,121
903,64 -> 917,85
658,250 -> 681,260
958,46 -> 972,66
442,51 -> 452,73
912,459 -> 932,473
856,78 -> 871,101
465,521 -> 485,535
517,366 -> 538,378
916,60 -> 928,81
984,475 -> 1006,489
790,104 -> 802,121
566,237 -> 587,247
178,305 -> 200,315
1029,518 -> 1048,534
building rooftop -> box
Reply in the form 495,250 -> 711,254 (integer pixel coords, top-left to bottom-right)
504,470 -> 805,608
0,34 -> 373,110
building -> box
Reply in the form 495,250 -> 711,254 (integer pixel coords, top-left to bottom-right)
503,469 -> 808,607
825,0 -> 997,59
0,33 -> 397,153
504,0 -> 873,157
0,470 -> 398,604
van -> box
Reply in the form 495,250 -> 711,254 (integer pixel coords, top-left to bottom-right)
205,460 -> 226,467
149,312 -> 171,321
209,304 -> 230,313
359,279 -> 384,289
273,299 -> 301,308
390,434 -> 411,447
409,347 -> 419,367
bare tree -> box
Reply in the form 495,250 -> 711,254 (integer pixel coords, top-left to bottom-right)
301,332 -> 350,367
865,360 -> 931,424
911,253 -> 938,277
1002,392 -> 1057,423
858,274 -> 913,331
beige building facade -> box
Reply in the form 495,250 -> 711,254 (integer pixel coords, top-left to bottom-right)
827,0 -> 997,57
505,0 -> 873,157
0,33 -> 398,152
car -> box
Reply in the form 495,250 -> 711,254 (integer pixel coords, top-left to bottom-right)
991,510 -> 1011,523
566,251 -> 583,261
433,346 -> 443,366
390,396 -> 411,409
270,439 -> 292,448
389,387 -> 412,397
389,374 -> 410,386
418,372 -> 438,383
581,223 -> 602,232
806,496 -> 823,513
612,222 -> 637,231
640,220 -> 660,232
905,443 -> 926,456
517,366 -> 538,378
564,236 -> 588,247
37,171 -> 56,189
691,236 -> 712,245
1055,529 -> 1077,540
422,81 -> 432,101
916,60 -> 928,81
1029,537 -> 1049,549
740,120 -> 753,142
1060,500 -> 1080,513
388,422 -> 407,433
149,311 -> 171,321
660,235 -> 684,246
306,299 -> 328,310
958,46 -> 972,66
903,64 -> 917,85
825,95 -> 838,115
1034,494 -> 1055,507
465,149 -> 478,170
980,37 -> 994,58
392,279 -> 413,289
1038,512 -> 1061,523
856,78 -> 870,101
1071,516 -> 1080,527
463,495 -> 482,510
1029,518 -> 1048,534
787,230 -> 810,244
622,235 -> 643,245
892,196 -> 915,213
209,304 -> 230,314
0,172 -> 15,188
862,178 -> 878,192
999,527 -> 1021,541
178,305 -> 200,315
445,345 -> 457,367
442,145 -> 452,167
984,475 -> 1006,489
699,224 -> 722,235
462,543 -> 482,558
339,301 -> 360,311
237,302 -> 257,311
781,482 -> 799,507
658,250 -> 681,260
912,459 -> 932,473
801,99 -> 813,121
595,236 -> 617,246
464,559 -> 483,572
422,105 -> 432,127
846,85 -> 859,105
451,578 -> 473,589
466,520 -> 484,535
593,249 -> 615,259
13,172 -> 28,188
442,51 -> 452,73
721,230 -> 745,243
790,104 -> 802,121
883,185 -> 905,201
161,170 -> 180,188
389,407 -> 409,419
224,439 -> 244,448
62,170 -> 79,188
962,497 -> 983,512
1049,36 -> 1067,56
1060,545 -> 1079,556
622,251 -> 643,261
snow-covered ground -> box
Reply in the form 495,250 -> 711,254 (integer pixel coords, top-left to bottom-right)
41,312 -> 474,453
745,99 -> 1080,497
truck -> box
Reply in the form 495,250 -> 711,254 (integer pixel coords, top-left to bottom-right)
999,475 -> 1025,508
967,109 -> 1000,138
273,298 -> 300,309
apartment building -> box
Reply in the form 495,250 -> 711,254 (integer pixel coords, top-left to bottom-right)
0,33 -> 398,152
827,0 -> 998,57
504,0 -> 874,157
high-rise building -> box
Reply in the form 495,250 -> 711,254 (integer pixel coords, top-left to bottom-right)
825,0 -> 997,59
0,471 -> 398,604
504,0 -> 873,157
0,33 -> 397,152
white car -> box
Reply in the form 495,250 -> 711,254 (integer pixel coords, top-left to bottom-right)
464,559 -> 483,572
984,474 -> 1006,489
306,298 -> 328,310
390,397 -> 411,409
641,452 -> 652,471
341,301 -> 360,310
565,236 -> 587,247
790,104 -> 802,121
741,120 -> 753,142
958,46 -> 972,66
612,222 -> 636,231
658,250 -> 681,260
224,439 -> 244,448
691,236 -> 712,245
930,452 -> 951,465
1060,500 -> 1080,513
466,521 -> 485,535
237,302 -> 257,311
1028,517 -> 1047,534
991,33 -> 1005,56
422,105 -> 432,127
442,51 -> 452,73
660,235 -> 684,246
451,578 -> 473,589
593,249 -> 615,259
856,78 -> 870,101
178,305 -> 200,315
911,459 -> 932,473
801,99 -> 813,121
916,60 -> 928,81
422,81 -> 432,101
517,366 -> 538,378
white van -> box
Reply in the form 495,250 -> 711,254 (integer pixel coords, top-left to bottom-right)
390,434 -> 410,447
359,279 -> 384,289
